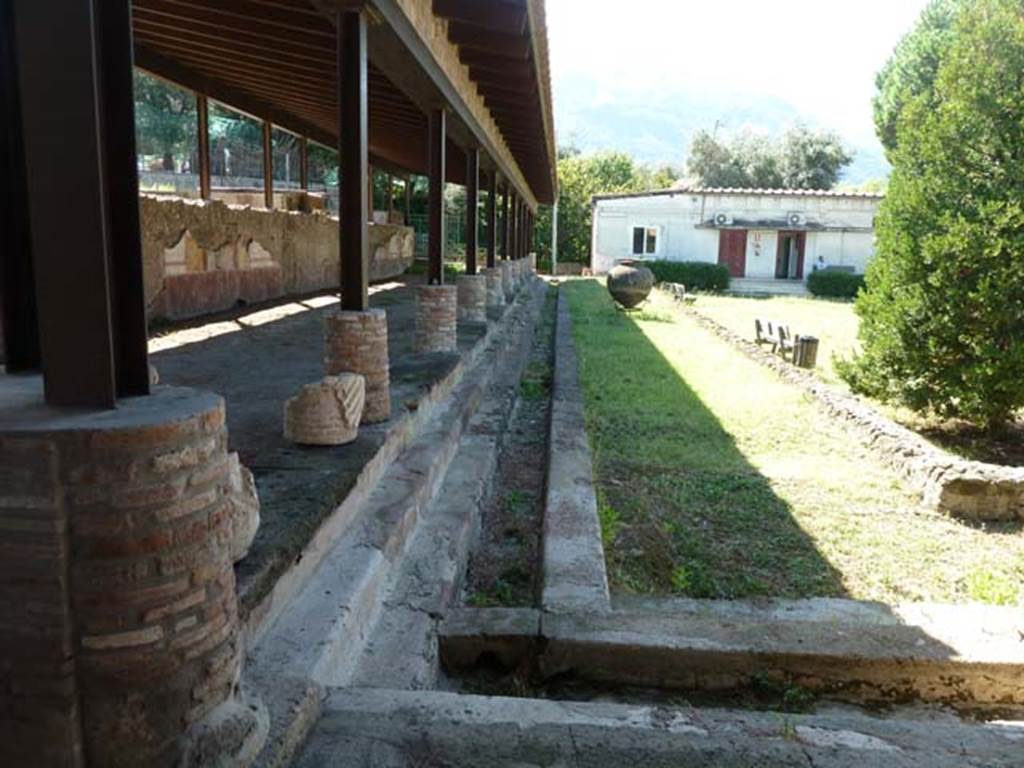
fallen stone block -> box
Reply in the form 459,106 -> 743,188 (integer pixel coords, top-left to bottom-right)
284,374 -> 366,446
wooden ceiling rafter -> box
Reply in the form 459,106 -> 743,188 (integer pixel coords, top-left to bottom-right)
131,0 -> 555,204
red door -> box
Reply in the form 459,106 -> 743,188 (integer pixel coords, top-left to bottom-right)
718,230 -> 747,278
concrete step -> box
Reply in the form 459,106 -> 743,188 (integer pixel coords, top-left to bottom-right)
293,688 -> 1024,767
246,280 -> 547,767
437,598 -> 1024,711
729,278 -> 808,297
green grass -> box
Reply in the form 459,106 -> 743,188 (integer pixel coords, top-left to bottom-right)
690,292 -> 1024,466
691,293 -> 860,387
564,279 -> 1024,605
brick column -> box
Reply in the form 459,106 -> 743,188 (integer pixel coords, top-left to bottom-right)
0,380 -> 265,768
481,267 -> 505,309
456,274 -> 487,323
500,261 -> 515,302
414,284 -> 457,353
324,308 -> 391,423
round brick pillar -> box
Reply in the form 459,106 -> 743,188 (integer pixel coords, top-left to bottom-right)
324,308 -> 391,423
456,274 -> 488,323
481,267 -> 505,309
414,284 -> 458,353
0,381 -> 265,768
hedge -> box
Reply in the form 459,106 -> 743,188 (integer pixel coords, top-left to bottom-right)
645,261 -> 730,292
806,269 -> 866,299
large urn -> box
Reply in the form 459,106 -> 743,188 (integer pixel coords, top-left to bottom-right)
607,259 -> 655,309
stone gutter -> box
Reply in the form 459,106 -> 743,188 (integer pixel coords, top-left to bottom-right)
541,288 -> 611,613
659,283 -> 1024,521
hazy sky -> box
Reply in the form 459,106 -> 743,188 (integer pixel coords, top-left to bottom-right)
546,0 -> 931,146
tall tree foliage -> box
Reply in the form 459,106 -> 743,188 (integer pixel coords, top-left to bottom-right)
872,0 -> 965,158
133,71 -> 196,171
686,126 -> 852,190
838,0 -> 1024,429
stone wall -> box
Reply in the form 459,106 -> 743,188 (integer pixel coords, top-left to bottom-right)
659,284 -> 1024,521
140,195 -> 414,322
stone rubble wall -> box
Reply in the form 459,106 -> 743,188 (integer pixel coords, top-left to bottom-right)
140,195 -> 415,322
659,283 -> 1024,521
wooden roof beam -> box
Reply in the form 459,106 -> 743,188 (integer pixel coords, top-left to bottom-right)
432,0 -> 527,35
446,21 -> 530,59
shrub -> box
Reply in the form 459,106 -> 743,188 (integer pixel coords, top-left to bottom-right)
646,260 -> 730,292
806,270 -> 865,299
838,0 -> 1024,430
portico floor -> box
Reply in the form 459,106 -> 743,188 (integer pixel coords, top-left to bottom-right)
149,275 -> 493,621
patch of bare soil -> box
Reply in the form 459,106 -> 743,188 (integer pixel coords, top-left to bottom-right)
464,291 -> 556,607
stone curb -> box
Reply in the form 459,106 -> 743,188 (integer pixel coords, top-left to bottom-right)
541,288 -> 612,613
659,283 -> 1024,521
439,597 -> 1024,711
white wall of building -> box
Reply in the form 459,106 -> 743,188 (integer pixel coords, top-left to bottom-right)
591,191 -> 880,277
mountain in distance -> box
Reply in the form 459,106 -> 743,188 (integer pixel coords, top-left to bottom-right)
552,73 -> 890,187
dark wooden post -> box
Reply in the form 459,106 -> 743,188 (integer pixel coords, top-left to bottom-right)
262,120 -> 273,209
527,210 -> 533,256
338,9 -> 369,311
300,136 -> 309,191
427,108 -> 446,285
510,194 -> 519,260
1,0 -> 40,372
197,94 -> 211,200
367,163 -> 374,217
14,0 -> 150,406
465,148 -> 479,275
97,0 -> 151,398
386,172 -> 394,221
485,171 -> 497,268
404,176 -> 412,225
501,185 -> 511,259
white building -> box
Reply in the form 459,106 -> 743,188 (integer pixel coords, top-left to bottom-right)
590,187 -> 882,283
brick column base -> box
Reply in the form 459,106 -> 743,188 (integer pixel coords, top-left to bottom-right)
482,267 -> 505,309
500,261 -> 515,302
456,274 -> 488,323
414,284 -> 458,353
0,378 -> 266,768
324,308 -> 391,423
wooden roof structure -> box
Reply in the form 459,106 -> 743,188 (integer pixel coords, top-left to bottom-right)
4,0 -> 553,410
132,0 -> 557,208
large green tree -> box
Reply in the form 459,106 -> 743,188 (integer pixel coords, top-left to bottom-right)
534,149 -> 671,263
686,126 -> 851,190
872,0 -> 965,158
839,0 -> 1024,430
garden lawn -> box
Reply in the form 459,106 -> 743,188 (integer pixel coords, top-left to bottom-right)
564,279 -> 1024,605
690,293 -> 859,387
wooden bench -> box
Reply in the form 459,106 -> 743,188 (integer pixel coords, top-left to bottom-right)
777,323 -> 797,360
755,318 -> 776,351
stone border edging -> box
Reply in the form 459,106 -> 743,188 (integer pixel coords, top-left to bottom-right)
659,283 -> 1024,521
541,288 -> 612,613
